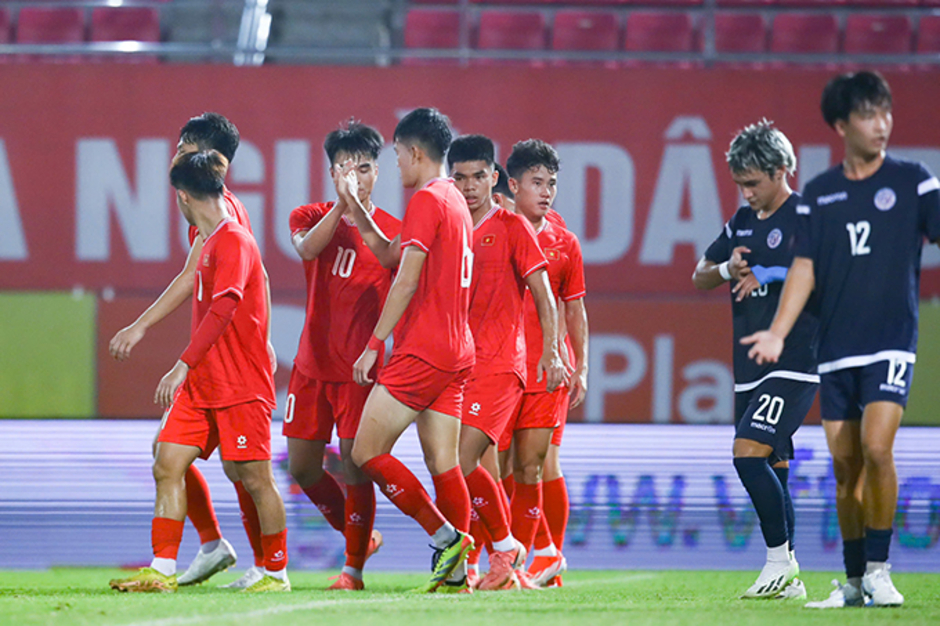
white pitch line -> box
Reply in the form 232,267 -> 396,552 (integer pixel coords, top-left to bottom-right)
120,596 -> 405,626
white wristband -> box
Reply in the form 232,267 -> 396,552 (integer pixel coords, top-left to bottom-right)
718,261 -> 733,281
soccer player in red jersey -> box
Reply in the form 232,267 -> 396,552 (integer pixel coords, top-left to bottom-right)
110,150 -> 288,593
108,113 -> 267,588
334,108 -> 475,593
285,121 -> 400,590
447,135 -> 566,591
498,140 -> 589,587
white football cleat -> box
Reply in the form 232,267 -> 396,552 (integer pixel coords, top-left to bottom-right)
220,565 -> 265,589
775,577 -> 807,600
741,557 -> 798,598
177,539 -> 237,586
863,566 -> 904,607
804,579 -> 868,608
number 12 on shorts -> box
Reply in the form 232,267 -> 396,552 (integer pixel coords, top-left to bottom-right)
887,359 -> 907,388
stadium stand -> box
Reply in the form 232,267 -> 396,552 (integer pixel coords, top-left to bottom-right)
15,6 -> 85,63
90,7 -> 161,63
770,13 -> 840,55
475,10 -> 546,65
714,12 -> 767,54
624,12 -> 697,53
403,9 -> 461,64
552,10 -> 619,67
843,14 -> 913,54
917,14 -> 940,54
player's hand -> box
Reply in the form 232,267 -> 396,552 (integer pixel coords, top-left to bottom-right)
333,160 -> 358,203
155,360 -> 189,408
732,273 -> 761,302
109,322 -> 146,361
729,246 -> 752,281
353,348 -> 378,386
741,330 -> 784,365
569,366 -> 588,409
538,350 -> 568,393
267,341 -> 277,374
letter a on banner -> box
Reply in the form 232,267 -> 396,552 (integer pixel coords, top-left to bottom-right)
0,140 -> 28,260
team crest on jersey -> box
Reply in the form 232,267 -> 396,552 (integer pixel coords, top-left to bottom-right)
874,187 -> 897,211
202,254 -> 210,267
481,234 -> 496,247
766,228 -> 783,249
545,248 -> 560,260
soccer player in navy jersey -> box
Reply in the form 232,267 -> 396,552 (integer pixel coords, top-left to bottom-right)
694,120 -> 817,600
745,71 -> 940,608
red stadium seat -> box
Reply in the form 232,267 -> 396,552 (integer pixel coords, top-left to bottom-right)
917,15 -> 940,54
552,11 -> 619,66
403,9 -> 461,65
625,12 -> 696,52
770,13 -> 839,54
715,12 -> 767,53
90,7 -> 160,63
15,7 -> 86,63
717,1 -> 775,5
776,1 -> 846,6
476,10 -> 546,65
844,15 -> 912,54
844,0 -> 918,6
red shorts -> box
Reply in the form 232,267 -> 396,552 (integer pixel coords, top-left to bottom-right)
158,387 -> 271,461
551,391 -> 571,447
498,387 -> 567,452
462,373 -> 525,445
282,368 -> 370,441
378,354 -> 470,418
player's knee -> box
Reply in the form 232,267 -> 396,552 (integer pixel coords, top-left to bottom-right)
831,454 -> 863,487
152,458 -> 182,485
515,462 -> 543,485
862,440 -> 894,469
350,441 -> 373,469
288,457 -> 323,488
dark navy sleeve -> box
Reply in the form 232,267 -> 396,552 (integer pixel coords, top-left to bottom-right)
793,190 -> 816,260
704,216 -> 733,264
916,163 -> 940,242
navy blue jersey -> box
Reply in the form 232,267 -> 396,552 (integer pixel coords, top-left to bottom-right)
705,193 -> 819,391
794,155 -> 940,373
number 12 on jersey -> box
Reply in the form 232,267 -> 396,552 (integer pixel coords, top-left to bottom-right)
846,221 -> 871,257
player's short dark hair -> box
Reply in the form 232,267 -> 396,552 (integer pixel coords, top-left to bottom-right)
493,163 -> 514,200
170,150 -> 227,199
393,107 -> 453,163
726,119 -> 796,177
820,70 -> 892,128
324,119 -> 384,165
447,134 -> 495,169
506,139 -> 560,180
179,112 -> 240,163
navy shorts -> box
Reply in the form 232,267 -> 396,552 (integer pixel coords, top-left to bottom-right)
820,359 -> 915,421
735,376 -> 818,464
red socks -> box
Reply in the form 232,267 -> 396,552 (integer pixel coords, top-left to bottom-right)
302,473 -> 346,532
467,512 -> 489,565
185,465 -> 222,544
344,482 -> 376,570
502,474 -> 515,501
152,517 -> 184,560
433,466 -> 471,533
510,481 -> 543,552
261,529 -> 288,572
465,466 -> 511,543
234,480 -> 265,567
543,476 -> 569,550
361,454 -> 447,536
534,514 -> 554,551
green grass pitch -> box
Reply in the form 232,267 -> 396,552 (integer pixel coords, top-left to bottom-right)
2,569 -> 939,626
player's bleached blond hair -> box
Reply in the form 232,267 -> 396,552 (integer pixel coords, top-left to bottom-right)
726,119 -> 796,178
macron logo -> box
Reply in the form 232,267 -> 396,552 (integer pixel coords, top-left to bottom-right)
817,191 -> 848,206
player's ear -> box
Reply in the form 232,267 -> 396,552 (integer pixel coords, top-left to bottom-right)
833,118 -> 848,139
508,177 -> 519,195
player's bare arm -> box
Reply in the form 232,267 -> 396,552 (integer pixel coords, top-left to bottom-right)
525,268 -> 566,391
692,246 -> 752,291
109,237 -> 202,361
741,256 -> 815,365
352,246 -> 426,385
291,199 -> 347,261
262,265 -> 276,373
335,163 -> 402,269
565,297 -> 589,408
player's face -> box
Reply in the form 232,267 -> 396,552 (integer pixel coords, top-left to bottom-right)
451,160 -> 497,212
394,140 -> 418,188
838,103 -> 893,159
512,165 -> 557,222
333,151 -> 378,204
175,189 -> 195,226
731,167 -> 784,214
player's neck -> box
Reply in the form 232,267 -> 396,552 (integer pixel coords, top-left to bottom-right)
842,150 -> 885,181
413,163 -> 448,191
470,198 -> 496,226
757,185 -> 792,220
193,200 -> 227,240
